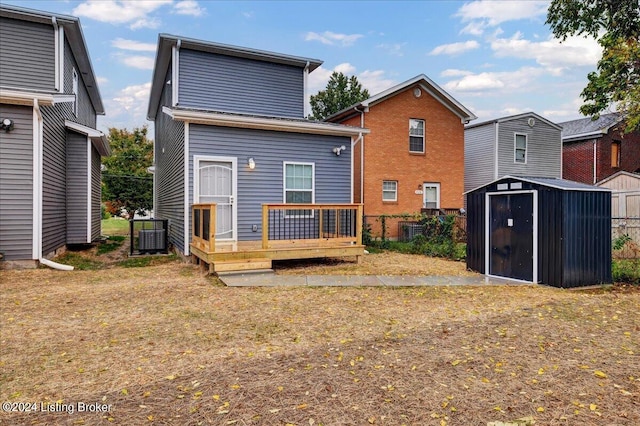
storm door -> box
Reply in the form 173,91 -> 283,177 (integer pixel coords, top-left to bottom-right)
196,157 -> 236,241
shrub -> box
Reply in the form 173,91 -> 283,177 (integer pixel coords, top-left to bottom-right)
612,259 -> 640,284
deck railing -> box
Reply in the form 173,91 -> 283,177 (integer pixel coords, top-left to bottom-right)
261,203 -> 363,249
191,203 -> 363,252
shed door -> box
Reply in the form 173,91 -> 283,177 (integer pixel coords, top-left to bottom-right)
489,193 -> 534,281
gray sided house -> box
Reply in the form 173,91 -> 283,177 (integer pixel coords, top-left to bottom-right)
464,112 -> 563,194
0,5 -> 108,267
147,35 -> 367,257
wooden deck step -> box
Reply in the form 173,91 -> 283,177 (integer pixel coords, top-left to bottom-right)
212,258 -> 273,273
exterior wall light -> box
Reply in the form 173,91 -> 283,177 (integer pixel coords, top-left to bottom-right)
247,157 -> 255,169
332,145 -> 346,156
1,118 -> 14,132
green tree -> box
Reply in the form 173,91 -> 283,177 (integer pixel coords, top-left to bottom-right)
102,127 -> 153,218
546,0 -> 640,132
309,72 -> 370,120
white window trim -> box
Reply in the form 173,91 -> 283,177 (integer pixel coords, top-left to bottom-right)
409,118 -> 425,153
382,180 -> 398,202
193,154 -> 238,242
514,133 -> 527,164
72,67 -> 78,117
422,182 -> 440,209
283,161 -> 315,218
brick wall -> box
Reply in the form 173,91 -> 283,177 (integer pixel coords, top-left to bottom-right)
563,139 -> 596,184
340,85 -> 465,238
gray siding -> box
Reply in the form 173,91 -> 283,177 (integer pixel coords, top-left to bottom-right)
189,125 -> 351,242
66,131 -> 88,244
179,49 -> 304,118
40,105 -> 68,255
464,124 -> 496,192
497,117 -> 562,178
0,104 -> 34,260
91,145 -> 101,241
64,39 -> 97,128
155,65 -> 186,253
0,17 -> 55,91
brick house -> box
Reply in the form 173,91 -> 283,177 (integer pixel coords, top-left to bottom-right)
325,75 -> 476,239
560,113 -> 640,185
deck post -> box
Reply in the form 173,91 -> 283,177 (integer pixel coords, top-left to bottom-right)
209,206 -> 216,253
356,204 -> 363,245
318,208 -> 323,239
261,204 -> 269,249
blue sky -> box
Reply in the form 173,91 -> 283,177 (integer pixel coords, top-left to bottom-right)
8,0 -> 603,131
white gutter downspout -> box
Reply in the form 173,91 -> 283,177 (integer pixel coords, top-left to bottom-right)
354,106 -> 365,204
494,122 -> 500,179
33,100 -> 74,271
593,139 -> 597,184
303,61 -> 310,118
171,40 -> 181,107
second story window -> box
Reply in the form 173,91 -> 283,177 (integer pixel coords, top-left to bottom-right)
611,141 -> 621,167
72,68 -> 79,116
409,119 -> 425,153
514,133 -> 527,163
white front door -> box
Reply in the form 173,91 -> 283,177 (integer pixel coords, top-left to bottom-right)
423,182 -> 440,209
195,156 -> 237,241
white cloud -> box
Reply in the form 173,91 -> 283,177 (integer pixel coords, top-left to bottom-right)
111,38 -> 156,52
356,70 -> 397,95
73,0 -> 171,29
242,11 -> 255,19
96,76 -> 108,85
443,67 -> 546,94
376,43 -> 406,57
173,0 -> 205,16
456,0 -> 548,36
118,55 -> 155,70
304,31 -> 363,47
430,40 -> 480,56
440,69 -> 474,78
491,33 -> 601,71
105,82 -> 152,127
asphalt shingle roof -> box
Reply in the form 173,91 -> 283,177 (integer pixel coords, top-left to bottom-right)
558,113 -> 622,138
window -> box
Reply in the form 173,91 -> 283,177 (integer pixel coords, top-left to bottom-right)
423,183 -> 440,209
409,119 -> 425,153
72,68 -> 79,116
514,133 -> 527,163
382,180 -> 397,201
611,141 -> 621,167
284,162 -> 314,217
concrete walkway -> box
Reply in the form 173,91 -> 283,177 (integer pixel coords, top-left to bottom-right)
218,271 -> 504,287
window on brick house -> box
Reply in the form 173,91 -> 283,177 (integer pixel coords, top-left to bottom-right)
409,119 -> 425,153
611,141 -> 621,167
382,180 -> 397,201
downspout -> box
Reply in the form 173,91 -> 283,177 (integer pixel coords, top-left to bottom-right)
34,100 -> 74,270
52,17 -> 59,91
593,139 -> 597,184
354,106 -> 365,204
303,61 -> 310,118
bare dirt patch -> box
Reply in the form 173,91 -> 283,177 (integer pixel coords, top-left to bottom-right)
1,263 -> 639,425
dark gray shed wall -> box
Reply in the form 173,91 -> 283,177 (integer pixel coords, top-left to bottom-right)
189,125 -> 351,242
497,117 -> 562,178
0,104 -> 34,260
179,49 -> 304,118
154,65 -> 186,253
0,17 -> 55,91
66,130 -> 88,244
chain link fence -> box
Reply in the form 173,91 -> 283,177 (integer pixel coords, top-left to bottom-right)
612,217 -> 640,258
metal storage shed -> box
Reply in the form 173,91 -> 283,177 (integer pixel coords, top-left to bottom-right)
466,176 -> 612,288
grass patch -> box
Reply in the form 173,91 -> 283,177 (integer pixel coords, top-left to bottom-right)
612,258 -> 640,284
96,237 -> 125,255
52,252 -> 103,270
116,253 -> 179,268
101,218 -> 129,236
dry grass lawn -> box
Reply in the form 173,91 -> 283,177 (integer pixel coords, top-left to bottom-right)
1,258 -> 639,425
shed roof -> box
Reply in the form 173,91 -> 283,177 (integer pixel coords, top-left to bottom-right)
595,170 -> 640,186
0,4 -> 105,114
465,175 -> 611,194
324,74 -> 477,124
148,34 -> 323,120
464,111 -> 562,131
558,112 -> 623,142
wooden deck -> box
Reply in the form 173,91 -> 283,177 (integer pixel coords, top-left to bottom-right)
190,203 -> 364,273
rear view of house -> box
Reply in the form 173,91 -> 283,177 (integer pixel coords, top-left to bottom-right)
464,112 -> 563,194
147,35 -> 367,272
0,4 -> 108,268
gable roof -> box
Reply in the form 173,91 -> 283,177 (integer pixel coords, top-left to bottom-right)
464,175 -> 610,194
147,34 -> 323,120
557,112 -> 623,142
0,4 -> 104,115
464,111 -> 562,131
595,170 -> 640,187
324,74 -> 477,124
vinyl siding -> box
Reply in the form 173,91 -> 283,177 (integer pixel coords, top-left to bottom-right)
64,39 -> 97,127
189,125 -> 351,242
464,123 -> 496,192
155,65 -> 186,253
178,49 -> 304,118
497,117 -> 562,178
91,145 -> 101,241
40,104 -> 67,256
0,104 -> 34,260
66,130 -> 88,244
0,17 -> 55,91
